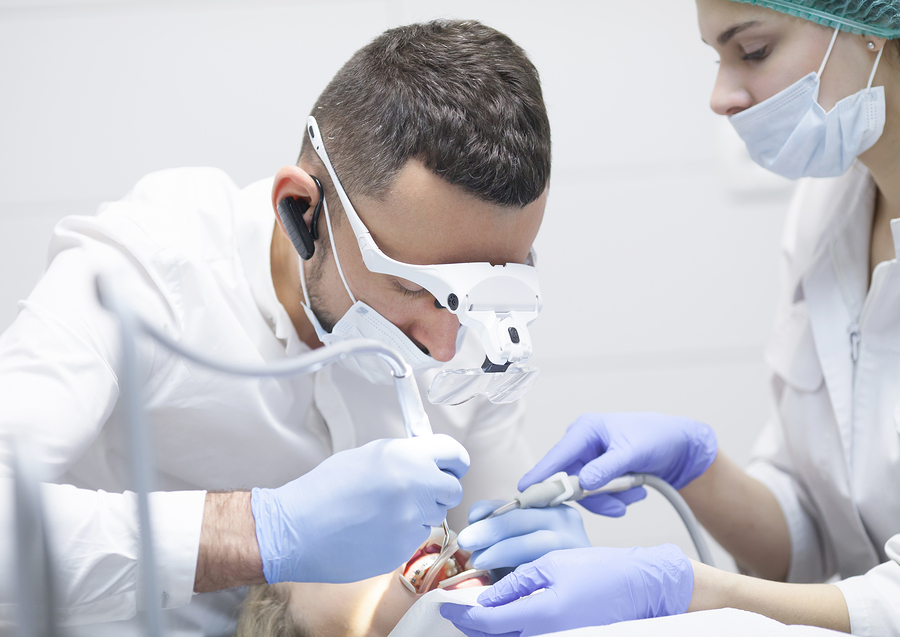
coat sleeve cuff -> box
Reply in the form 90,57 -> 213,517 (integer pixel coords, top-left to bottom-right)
34,485 -> 207,624
144,490 -> 207,611
746,460 -> 826,583
834,559 -> 900,637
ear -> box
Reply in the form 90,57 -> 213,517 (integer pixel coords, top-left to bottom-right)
272,165 -> 323,260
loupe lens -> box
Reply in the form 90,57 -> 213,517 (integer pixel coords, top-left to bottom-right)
427,366 -> 539,406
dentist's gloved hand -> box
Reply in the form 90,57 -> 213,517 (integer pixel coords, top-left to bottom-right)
457,500 -> 590,570
520,413 -> 717,517
251,434 -> 469,584
440,545 -> 694,637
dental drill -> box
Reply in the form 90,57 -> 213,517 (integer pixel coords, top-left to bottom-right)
93,272 -> 438,637
408,471 -> 716,596
479,472 -> 715,567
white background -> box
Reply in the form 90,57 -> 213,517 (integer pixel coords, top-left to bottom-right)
0,0 -> 797,571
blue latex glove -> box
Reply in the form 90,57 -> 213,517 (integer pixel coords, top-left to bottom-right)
520,413 -> 717,517
251,434 -> 469,584
440,545 -> 694,637
457,500 -> 591,570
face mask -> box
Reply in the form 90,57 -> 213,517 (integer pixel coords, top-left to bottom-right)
299,197 -> 441,385
729,28 -> 886,180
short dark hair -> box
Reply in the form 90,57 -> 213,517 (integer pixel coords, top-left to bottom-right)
299,19 -> 551,208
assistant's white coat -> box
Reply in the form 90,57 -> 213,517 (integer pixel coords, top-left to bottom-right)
746,164 -> 900,635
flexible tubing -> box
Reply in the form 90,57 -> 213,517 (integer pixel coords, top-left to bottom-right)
636,474 -> 715,567
94,274 -> 428,636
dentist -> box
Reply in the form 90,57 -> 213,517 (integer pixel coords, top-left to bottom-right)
443,1 -> 900,635
0,20 -> 592,637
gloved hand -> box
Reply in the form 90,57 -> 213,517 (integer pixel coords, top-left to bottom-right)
457,500 -> 591,570
440,545 -> 694,637
520,413 -> 717,517
251,434 -> 469,584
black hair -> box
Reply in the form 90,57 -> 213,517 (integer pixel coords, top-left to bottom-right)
299,19 -> 551,209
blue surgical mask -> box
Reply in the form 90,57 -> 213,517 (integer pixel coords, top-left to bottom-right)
729,28 -> 886,180
298,197 -> 441,385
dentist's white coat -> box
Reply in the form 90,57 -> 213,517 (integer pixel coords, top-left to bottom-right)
746,164 -> 900,636
0,168 -> 531,636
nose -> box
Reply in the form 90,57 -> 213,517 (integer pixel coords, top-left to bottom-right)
709,67 -> 753,116
409,302 -> 462,363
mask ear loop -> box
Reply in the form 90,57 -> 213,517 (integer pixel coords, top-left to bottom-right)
299,254 -> 312,307
817,27 -> 841,78
298,195 -> 357,309
321,196 -> 358,305
866,46 -> 885,90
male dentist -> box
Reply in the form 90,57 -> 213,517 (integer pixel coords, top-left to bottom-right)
0,19 -> 588,637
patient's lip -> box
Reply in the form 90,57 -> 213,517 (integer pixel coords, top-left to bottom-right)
401,541 -> 482,593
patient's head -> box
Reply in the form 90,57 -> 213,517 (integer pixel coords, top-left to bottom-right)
235,528 -> 490,637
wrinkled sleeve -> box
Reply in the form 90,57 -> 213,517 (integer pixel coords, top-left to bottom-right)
0,481 -> 206,626
834,535 -> 900,636
746,412 -> 832,584
0,214 -> 206,622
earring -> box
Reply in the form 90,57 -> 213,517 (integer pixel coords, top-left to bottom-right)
868,41 -> 876,50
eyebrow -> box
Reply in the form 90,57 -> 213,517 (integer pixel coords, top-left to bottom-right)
717,20 -> 762,45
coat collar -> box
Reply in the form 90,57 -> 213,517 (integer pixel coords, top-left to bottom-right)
797,166 -> 876,468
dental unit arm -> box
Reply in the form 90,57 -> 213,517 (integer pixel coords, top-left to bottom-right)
93,272 -> 436,637
480,472 -> 715,567
95,274 -> 432,439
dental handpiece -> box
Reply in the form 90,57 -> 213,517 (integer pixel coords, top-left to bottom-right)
392,362 -> 453,591
479,472 -> 715,567
479,472 -> 642,521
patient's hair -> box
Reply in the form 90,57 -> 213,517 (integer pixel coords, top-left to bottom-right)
298,19 -> 551,209
234,584 -> 306,637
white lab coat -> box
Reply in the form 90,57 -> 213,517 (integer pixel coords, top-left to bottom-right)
0,168 -> 532,636
746,163 -> 900,635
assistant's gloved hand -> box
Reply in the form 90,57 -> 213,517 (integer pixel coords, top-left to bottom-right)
520,413 -> 717,517
457,500 -> 590,570
251,434 -> 469,584
440,545 -> 694,637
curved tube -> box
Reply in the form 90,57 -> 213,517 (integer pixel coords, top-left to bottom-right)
637,474 -> 715,567
95,273 -> 431,439
487,471 -> 716,567
93,273 -> 434,636
579,473 -> 714,566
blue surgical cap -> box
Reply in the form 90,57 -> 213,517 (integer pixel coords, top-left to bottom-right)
734,0 -> 900,38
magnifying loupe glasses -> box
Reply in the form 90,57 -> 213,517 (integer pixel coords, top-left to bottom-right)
306,116 -> 543,405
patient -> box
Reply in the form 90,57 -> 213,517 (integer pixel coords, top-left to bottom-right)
234,527 -> 491,637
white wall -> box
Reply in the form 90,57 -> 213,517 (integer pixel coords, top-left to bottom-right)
0,0 -> 796,571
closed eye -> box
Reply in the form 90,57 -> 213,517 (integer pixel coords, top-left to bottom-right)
743,45 -> 769,61
391,278 -> 429,298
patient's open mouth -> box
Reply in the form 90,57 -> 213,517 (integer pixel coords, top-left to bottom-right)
399,528 -> 492,594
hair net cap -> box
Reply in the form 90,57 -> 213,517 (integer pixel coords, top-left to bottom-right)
733,0 -> 900,38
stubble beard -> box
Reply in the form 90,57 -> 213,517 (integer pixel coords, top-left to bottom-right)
303,241 -> 341,334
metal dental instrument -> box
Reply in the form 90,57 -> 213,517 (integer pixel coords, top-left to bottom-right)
478,471 -> 715,567
94,272 -> 438,636
417,527 -> 459,593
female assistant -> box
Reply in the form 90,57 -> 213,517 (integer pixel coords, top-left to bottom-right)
443,1 -> 900,635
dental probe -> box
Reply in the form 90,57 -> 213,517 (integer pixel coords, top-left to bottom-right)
478,471 -> 715,567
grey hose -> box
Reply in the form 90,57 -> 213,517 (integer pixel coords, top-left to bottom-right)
574,473 -> 714,566
637,474 -> 715,567
494,472 -> 716,567
93,273 -> 432,637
